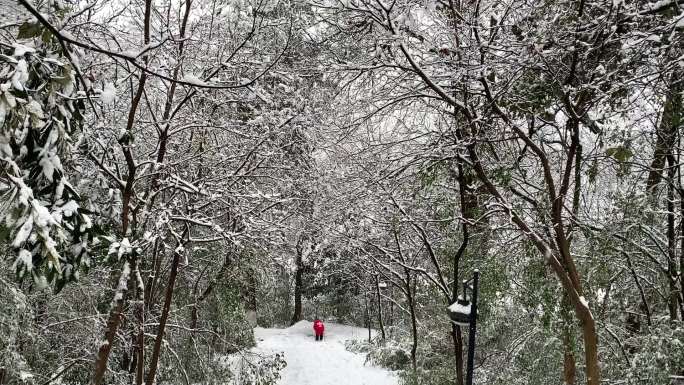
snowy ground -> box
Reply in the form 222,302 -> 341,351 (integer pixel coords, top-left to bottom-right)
253,321 -> 398,385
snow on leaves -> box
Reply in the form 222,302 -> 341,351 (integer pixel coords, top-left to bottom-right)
0,21 -> 93,292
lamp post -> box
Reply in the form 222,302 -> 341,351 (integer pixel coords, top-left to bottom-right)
446,270 -> 480,385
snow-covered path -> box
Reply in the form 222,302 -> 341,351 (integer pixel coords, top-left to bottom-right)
254,321 -> 398,385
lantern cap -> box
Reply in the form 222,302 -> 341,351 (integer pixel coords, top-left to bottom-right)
447,299 -> 472,325
448,300 -> 472,316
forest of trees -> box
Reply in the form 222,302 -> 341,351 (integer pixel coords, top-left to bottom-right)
0,0 -> 683,384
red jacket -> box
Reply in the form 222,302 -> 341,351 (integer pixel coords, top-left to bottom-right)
313,319 -> 324,334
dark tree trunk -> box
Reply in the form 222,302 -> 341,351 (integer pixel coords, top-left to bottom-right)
405,268 -> 418,371
388,281 -> 394,334
290,246 -> 304,326
450,155 -> 475,385
562,294 -> 577,384
680,179 -> 684,320
646,72 -> 682,191
130,261 -> 145,385
667,155 -> 682,320
374,275 -> 386,340
93,259 -> 133,385
450,324 -> 465,385
146,244 -> 182,385
364,289 -> 372,342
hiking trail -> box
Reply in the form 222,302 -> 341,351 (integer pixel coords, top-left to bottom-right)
253,321 -> 398,385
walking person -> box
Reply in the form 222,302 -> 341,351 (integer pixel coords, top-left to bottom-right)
313,319 -> 325,341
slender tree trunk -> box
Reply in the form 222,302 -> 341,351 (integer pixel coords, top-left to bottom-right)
93,260 -> 133,385
364,289 -> 372,342
131,262 -> 145,385
624,251 -> 652,326
388,278 -> 394,335
92,3 -> 152,382
290,246 -> 304,326
405,268 -> 418,371
245,268 -> 258,326
450,158 -> 471,385
680,182 -> 684,320
667,155 -> 682,320
374,275 -> 386,340
283,266 -> 291,323
562,139 -> 583,385
562,295 -> 576,385
646,72 -> 682,191
146,245 -> 182,385
466,136 -> 601,385
580,314 -> 600,385
450,324 -> 465,385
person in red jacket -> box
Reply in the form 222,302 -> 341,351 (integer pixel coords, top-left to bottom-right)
313,319 -> 325,341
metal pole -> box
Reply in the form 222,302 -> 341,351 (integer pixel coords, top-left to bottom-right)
465,270 -> 479,385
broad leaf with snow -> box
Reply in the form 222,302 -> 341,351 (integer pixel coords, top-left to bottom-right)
0,21 -> 93,292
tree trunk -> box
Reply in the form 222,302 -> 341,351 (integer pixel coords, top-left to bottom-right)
646,71 -> 682,191
146,245 -> 182,385
93,260 -> 133,385
450,324 -> 465,385
92,3 -> 152,381
466,139 -> 601,385
364,289 -> 372,343
562,140 -> 582,385
562,295 -> 576,385
666,155 -> 683,320
388,280 -> 394,335
374,275 -> 386,340
680,180 -> 684,320
580,315 -> 600,385
290,245 -> 304,326
450,158 -> 472,385
132,262 -> 145,385
406,268 -> 418,371
246,269 -> 258,327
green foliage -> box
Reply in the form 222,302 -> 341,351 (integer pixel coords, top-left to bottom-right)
177,352 -> 286,385
234,353 -> 287,385
605,145 -> 633,176
1,21 -> 93,293
490,166 -> 512,187
346,338 -> 411,371
215,282 -> 256,350
418,162 -> 449,191
399,367 -> 456,385
502,71 -> 557,117
17,22 -> 42,40
623,320 -> 684,384
605,146 -> 633,163
520,255 -> 558,330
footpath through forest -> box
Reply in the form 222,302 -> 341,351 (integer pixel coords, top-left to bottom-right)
253,321 -> 398,385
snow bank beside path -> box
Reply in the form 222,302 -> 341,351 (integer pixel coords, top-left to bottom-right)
254,321 -> 398,385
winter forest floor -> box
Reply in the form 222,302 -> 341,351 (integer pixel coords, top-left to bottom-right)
253,321 -> 398,385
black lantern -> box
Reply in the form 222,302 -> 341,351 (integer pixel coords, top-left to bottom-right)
446,270 -> 480,385
447,295 -> 472,326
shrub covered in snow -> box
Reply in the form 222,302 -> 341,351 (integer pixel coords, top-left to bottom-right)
1,21 -> 94,293
346,338 -> 411,371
